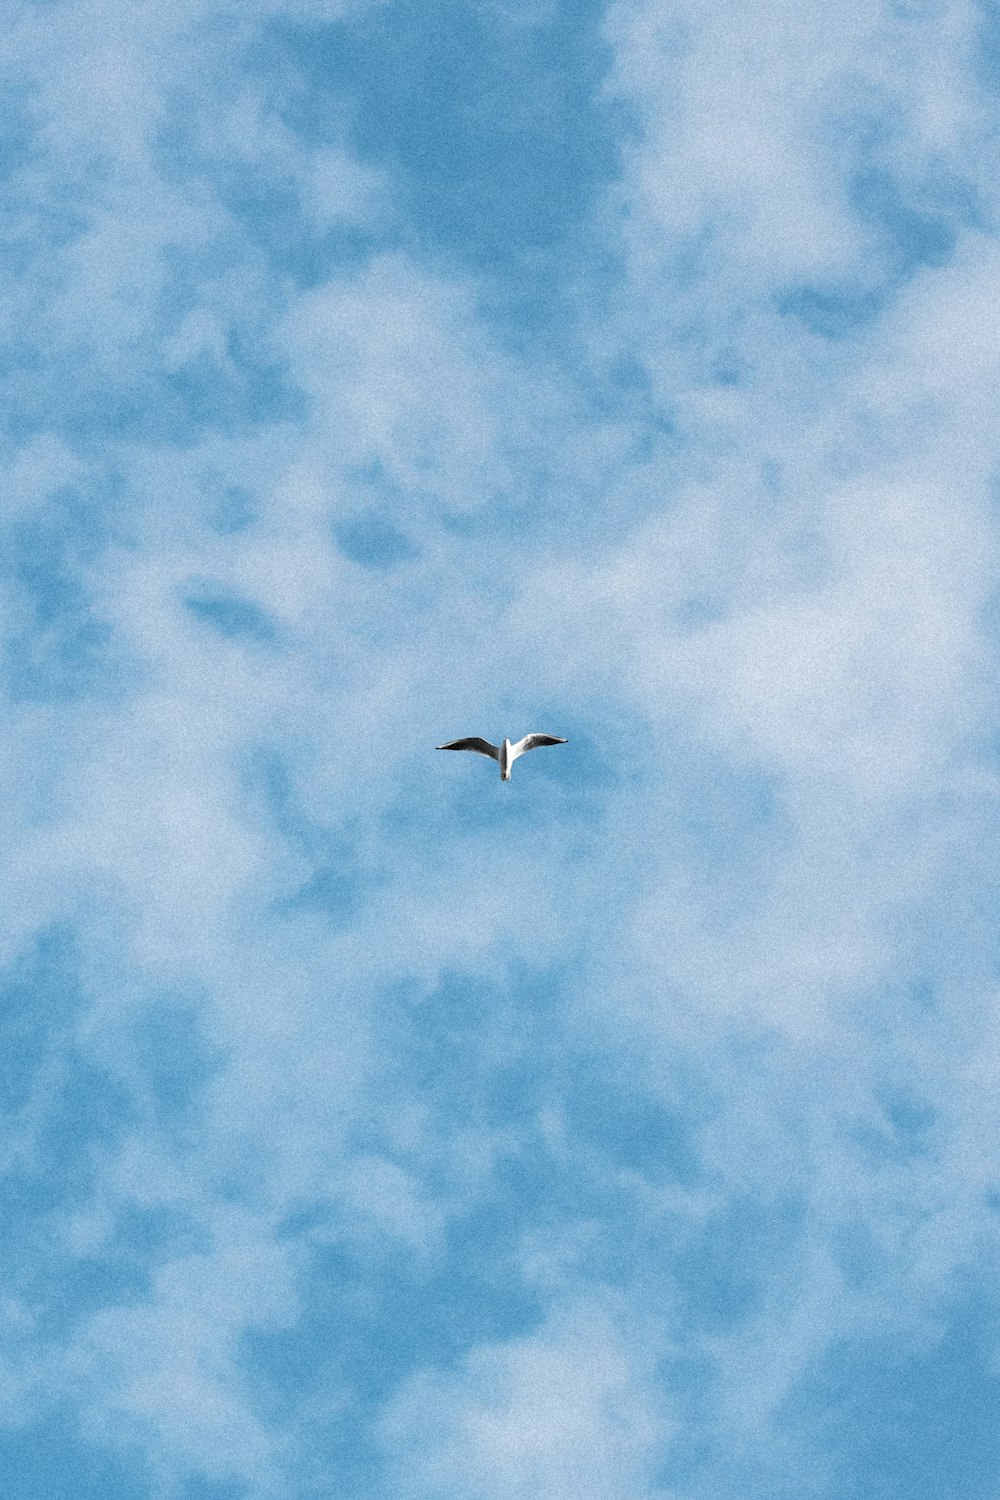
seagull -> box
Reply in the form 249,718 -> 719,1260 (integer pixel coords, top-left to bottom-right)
437,734 -> 568,781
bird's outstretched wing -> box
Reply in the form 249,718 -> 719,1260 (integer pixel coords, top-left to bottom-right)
511,734 -> 568,760
437,737 -> 500,760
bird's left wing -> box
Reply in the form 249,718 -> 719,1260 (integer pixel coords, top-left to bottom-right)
510,734 -> 568,760
437,737 -> 500,760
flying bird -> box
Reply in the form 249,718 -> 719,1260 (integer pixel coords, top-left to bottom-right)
437,734 -> 568,781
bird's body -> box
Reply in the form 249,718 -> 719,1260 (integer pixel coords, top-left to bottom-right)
437,733 -> 567,780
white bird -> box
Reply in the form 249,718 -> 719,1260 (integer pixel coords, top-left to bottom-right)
437,733 -> 568,781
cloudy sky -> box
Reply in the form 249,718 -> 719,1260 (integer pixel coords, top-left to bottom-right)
3,0 -> 1000,1494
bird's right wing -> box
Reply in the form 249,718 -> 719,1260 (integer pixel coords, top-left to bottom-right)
437,737 -> 500,760
511,734 -> 568,759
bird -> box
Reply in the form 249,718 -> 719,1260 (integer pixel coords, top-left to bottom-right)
437,734 -> 568,781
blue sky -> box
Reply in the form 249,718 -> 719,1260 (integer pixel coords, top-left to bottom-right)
2,0 -> 1000,1494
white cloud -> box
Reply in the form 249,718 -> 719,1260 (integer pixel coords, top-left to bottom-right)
281,255 -> 520,517
379,1302 -> 672,1500
69,1208 -> 297,1495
